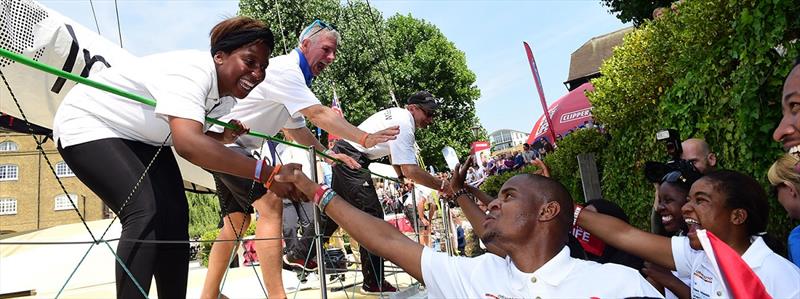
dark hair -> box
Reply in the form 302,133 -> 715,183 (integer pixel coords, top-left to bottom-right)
703,171 -> 768,235
585,199 -> 629,223
209,16 -> 274,54
583,199 -> 644,269
702,170 -> 785,254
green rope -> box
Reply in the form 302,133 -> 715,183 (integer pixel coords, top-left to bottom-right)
104,240 -> 149,298
0,47 -> 399,182
55,244 -> 94,298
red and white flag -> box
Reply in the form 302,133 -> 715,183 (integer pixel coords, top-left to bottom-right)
696,229 -> 771,299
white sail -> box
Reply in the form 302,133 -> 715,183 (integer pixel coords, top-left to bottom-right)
0,0 -> 215,192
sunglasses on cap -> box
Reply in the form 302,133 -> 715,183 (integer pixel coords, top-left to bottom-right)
421,108 -> 436,118
301,19 -> 338,40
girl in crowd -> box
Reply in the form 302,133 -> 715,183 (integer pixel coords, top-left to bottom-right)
53,17 -> 297,298
575,170 -> 800,298
767,154 -> 800,267
644,166 -> 701,299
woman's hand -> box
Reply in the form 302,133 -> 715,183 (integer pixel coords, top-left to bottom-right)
220,119 -> 249,144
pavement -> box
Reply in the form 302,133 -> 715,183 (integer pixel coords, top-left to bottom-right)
0,219 -> 425,298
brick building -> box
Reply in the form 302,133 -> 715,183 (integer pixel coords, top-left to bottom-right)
0,131 -> 109,234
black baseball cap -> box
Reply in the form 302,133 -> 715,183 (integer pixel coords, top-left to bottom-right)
407,90 -> 440,114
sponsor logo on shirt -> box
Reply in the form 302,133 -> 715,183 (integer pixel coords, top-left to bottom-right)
484,294 -> 513,299
693,270 -> 712,283
691,270 -> 713,299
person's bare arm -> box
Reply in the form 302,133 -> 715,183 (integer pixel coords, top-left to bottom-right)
450,156 -> 505,256
642,262 -> 690,299
531,159 -> 550,177
393,164 -> 404,179
400,164 -> 453,196
417,196 -> 429,226
275,169 -> 425,281
282,128 -> 360,169
282,127 -> 326,152
169,117 -> 302,199
205,119 -> 249,144
299,104 -> 399,148
467,185 -> 494,205
577,209 -> 675,269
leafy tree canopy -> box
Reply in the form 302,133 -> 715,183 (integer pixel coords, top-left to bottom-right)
239,0 -> 482,171
600,0 -> 676,26
582,0 -> 800,239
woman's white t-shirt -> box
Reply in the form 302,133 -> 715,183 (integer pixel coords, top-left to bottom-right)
671,236 -> 800,299
54,50 -> 234,147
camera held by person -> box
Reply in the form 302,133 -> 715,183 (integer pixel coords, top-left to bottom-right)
644,129 -> 700,183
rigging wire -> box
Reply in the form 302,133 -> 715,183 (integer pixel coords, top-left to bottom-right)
272,0 -> 290,54
363,0 -> 400,107
113,0 -> 123,47
342,0 -> 399,108
87,0 -> 101,35
0,1 -> 445,295
0,69 -> 97,243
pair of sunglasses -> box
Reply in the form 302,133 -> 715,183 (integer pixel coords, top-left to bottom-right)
661,170 -> 688,184
301,19 -> 338,40
421,96 -> 442,118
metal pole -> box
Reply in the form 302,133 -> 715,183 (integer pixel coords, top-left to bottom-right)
308,146 -> 327,298
440,196 -> 454,256
410,185 -> 420,244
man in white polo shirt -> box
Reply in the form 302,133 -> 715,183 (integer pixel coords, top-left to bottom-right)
271,156 -> 663,298
291,90 -> 454,293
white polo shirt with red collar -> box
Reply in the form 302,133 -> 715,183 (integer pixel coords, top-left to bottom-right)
421,246 -> 662,298
671,236 -> 800,299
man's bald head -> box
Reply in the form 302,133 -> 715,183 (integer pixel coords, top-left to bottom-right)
681,138 -> 717,174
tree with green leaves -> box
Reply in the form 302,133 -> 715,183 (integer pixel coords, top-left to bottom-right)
239,0 -> 482,171
600,0 -> 676,26
187,192 -> 220,238
584,0 -> 800,240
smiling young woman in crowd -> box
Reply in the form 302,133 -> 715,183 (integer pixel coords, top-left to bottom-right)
575,170 -> 800,298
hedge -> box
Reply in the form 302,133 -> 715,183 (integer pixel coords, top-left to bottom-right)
566,0 -> 800,241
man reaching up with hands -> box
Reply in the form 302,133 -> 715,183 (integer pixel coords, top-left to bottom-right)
273,155 -> 661,298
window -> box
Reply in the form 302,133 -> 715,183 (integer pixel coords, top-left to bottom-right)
55,161 -> 75,177
55,194 -> 79,211
0,164 -> 19,181
0,141 -> 17,152
0,198 -> 17,215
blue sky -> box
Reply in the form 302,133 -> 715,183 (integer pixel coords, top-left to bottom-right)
40,0 -> 627,135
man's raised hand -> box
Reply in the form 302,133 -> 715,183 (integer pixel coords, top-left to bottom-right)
451,155 -> 475,192
363,126 -> 400,148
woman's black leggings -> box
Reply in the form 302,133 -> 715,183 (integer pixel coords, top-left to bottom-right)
58,138 -> 189,299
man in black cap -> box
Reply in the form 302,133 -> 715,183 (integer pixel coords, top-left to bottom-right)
291,90 -> 453,293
